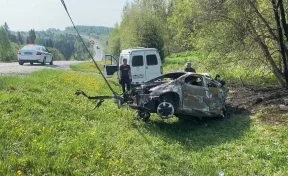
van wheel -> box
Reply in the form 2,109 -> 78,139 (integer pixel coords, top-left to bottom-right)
30,62 -> 33,65
19,62 -> 24,65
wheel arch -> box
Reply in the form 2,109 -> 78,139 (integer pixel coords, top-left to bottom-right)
159,92 -> 180,110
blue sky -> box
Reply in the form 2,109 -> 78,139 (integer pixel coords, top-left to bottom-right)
0,0 -> 131,31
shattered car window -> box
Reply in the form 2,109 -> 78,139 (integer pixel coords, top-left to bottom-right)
146,72 -> 186,83
184,75 -> 204,86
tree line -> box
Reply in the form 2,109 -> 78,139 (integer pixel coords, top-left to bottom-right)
65,25 -> 113,36
0,24 -> 112,62
108,0 -> 288,87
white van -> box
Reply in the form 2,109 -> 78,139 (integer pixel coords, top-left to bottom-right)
104,48 -> 163,85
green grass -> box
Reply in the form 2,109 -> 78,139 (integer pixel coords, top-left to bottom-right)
1,69 -> 288,175
70,61 -> 105,73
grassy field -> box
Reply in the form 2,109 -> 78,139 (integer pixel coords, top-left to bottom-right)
0,68 -> 288,175
70,61 -> 105,74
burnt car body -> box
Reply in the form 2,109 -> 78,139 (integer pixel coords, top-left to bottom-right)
75,72 -> 229,122
127,72 -> 229,121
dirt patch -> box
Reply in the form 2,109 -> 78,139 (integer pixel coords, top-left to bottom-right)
227,85 -> 288,116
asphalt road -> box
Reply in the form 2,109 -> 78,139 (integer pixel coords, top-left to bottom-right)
0,35 -> 103,76
0,61 -> 86,76
81,35 -> 104,61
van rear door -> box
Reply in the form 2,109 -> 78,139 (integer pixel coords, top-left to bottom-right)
104,54 -> 118,78
130,51 -> 146,84
144,51 -> 162,81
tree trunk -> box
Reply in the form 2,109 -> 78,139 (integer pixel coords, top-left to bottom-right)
279,0 -> 288,41
272,0 -> 288,86
256,37 -> 286,86
248,0 -> 278,40
248,21 -> 286,86
248,0 -> 288,56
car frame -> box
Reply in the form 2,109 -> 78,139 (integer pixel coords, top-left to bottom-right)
75,71 -> 229,122
127,72 -> 229,121
17,44 -> 54,65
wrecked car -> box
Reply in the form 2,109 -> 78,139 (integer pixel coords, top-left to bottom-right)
127,72 -> 229,121
76,71 -> 229,121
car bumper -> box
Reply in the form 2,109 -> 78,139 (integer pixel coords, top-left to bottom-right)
128,95 -> 158,112
18,59 -> 43,63
18,55 -> 44,63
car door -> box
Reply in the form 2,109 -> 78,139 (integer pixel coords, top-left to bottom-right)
130,51 -> 146,84
45,47 -> 53,62
104,54 -> 118,78
207,79 -> 225,114
145,51 -> 161,81
42,47 -> 51,62
181,75 -> 211,113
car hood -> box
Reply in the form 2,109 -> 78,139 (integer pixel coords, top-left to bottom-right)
148,80 -> 179,95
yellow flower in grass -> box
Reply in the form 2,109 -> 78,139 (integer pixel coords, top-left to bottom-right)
17,170 -> 23,175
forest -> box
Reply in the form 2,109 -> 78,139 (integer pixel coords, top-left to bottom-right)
108,0 -> 288,87
0,24 -> 112,62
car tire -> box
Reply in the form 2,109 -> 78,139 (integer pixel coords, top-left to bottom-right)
50,57 -> 53,65
30,62 -> 33,65
19,62 -> 24,65
137,111 -> 151,122
221,103 -> 230,119
157,94 -> 178,119
41,58 -> 46,65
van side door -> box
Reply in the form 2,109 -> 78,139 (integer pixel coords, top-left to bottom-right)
104,54 -> 118,78
130,51 -> 146,84
145,51 -> 162,81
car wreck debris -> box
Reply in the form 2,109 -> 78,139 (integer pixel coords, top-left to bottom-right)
76,72 -> 229,122
280,98 -> 288,111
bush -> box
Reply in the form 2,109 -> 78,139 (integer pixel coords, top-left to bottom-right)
47,47 -> 65,61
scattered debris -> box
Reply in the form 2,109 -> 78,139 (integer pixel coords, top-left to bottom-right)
280,98 -> 288,111
228,85 -> 288,114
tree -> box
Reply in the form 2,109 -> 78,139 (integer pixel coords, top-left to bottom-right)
2,22 -> 18,43
109,23 -> 121,56
17,31 -> 23,44
0,27 -> 12,61
28,29 -> 36,43
3,22 -> 10,35
109,0 -> 168,58
163,0 -> 288,86
272,0 -> 288,86
26,36 -> 30,44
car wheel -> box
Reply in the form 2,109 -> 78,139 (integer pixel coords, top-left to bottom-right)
30,62 -> 33,65
50,57 -> 53,65
137,111 -> 151,122
221,104 -> 230,119
41,58 -> 46,65
19,62 -> 24,65
157,94 -> 178,119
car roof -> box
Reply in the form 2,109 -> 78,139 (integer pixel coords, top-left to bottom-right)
23,44 -> 44,48
121,48 -> 158,54
165,72 -> 206,77
24,44 -> 43,47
